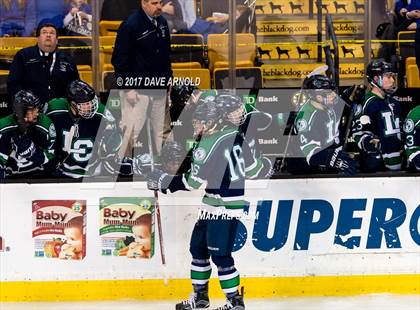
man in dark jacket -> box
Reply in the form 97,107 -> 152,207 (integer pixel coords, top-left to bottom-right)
7,23 -> 79,105
111,0 -> 172,89
111,0 -> 173,155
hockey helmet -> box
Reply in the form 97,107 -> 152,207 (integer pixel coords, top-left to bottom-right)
161,141 -> 185,174
67,80 -> 99,119
13,90 -> 43,132
366,59 -> 397,94
302,74 -> 337,106
192,100 -> 221,137
215,93 -> 246,126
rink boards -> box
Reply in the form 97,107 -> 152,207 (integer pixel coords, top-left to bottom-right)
0,177 -> 419,301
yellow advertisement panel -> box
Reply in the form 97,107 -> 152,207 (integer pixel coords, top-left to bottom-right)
257,20 -> 364,36
262,62 -> 365,80
255,0 -> 364,15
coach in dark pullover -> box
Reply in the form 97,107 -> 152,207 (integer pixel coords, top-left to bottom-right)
7,23 -> 79,105
111,0 -> 172,89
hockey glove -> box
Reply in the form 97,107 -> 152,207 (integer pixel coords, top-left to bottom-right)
98,127 -> 122,159
13,135 -> 45,165
132,153 -> 153,176
328,148 -> 357,176
361,135 -> 381,155
411,154 -> 420,171
146,168 -> 171,193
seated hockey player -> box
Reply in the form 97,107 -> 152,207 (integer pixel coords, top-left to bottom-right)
0,90 -> 56,179
46,80 -> 129,178
146,100 -> 273,310
403,105 -> 420,171
352,59 -> 403,172
287,74 -> 356,176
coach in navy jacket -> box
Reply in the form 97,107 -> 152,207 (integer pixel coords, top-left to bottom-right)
111,0 -> 172,89
7,23 -> 79,105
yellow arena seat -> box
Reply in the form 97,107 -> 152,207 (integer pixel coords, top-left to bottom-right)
172,68 -> 211,89
171,34 -> 205,68
213,67 -> 263,88
406,64 -> 420,88
0,37 -> 37,69
99,20 -> 122,36
207,34 -> 256,71
99,36 -> 116,73
79,71 -> 93,87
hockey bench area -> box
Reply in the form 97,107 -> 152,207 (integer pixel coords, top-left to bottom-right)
0,175 -> 419,302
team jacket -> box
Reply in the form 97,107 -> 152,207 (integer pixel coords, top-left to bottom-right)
7,46 -> 79,104
352,91 -> 403,170
0,114 -> 55,175
165,127 -> 269,216
403,105 -> 420,170
111,8 -> 172,89
46,98 -> 121,178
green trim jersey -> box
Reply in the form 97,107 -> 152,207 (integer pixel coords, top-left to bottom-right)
46,98 -> 121,178
0,114 -> 55,175
403,105 -> 420,170
352,91 -> 403,170
167,128 -> 265,215
293,100 -> 340,166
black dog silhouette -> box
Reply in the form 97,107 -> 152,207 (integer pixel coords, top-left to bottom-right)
276,46 -> 291,59
333,1 -> 347,13
354,1 -> 364,13
255,4 -> 265,13
296,46 -> 311,59
289,2 -> 303,14
269,1 -> 284,14
316,1 -> 329,13
258,46 -> 272,59
341,45 -> 355,58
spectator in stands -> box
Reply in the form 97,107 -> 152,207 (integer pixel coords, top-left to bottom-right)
404,1 -> 420,72
111,0 -> 173,155
287,74 -> 356,176
7,22 -> 79,105
352,59 -> 403,172
0,0 -> 36,36
63,0 -> 92,36
0,90 -> 56,179
100,0 -> 138,20
36,0 -> 66,35
178,0 -> 195,28
403,105 -> 420,171
161,0 -> 188,33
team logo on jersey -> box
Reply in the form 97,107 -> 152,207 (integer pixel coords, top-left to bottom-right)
48,124 -> 56,138
296,119 -> 307,132
291,92 -> 307,107
193,147 -> 206,161
360,115 -> 371,125
403,119 -> 414,133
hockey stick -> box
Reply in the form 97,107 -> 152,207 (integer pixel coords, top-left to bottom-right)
146,118 -> 168,283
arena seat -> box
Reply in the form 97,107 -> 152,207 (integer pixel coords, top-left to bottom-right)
170,34 -> 205,68
406,64 -> 420,88
207,34 -> 256,71
172,68 -> 211,89
99,36 -> 116,74
99,20 -> 122,36
0,37 -> 37,70
213,67 -> 263,88
58,36 -> 92,67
